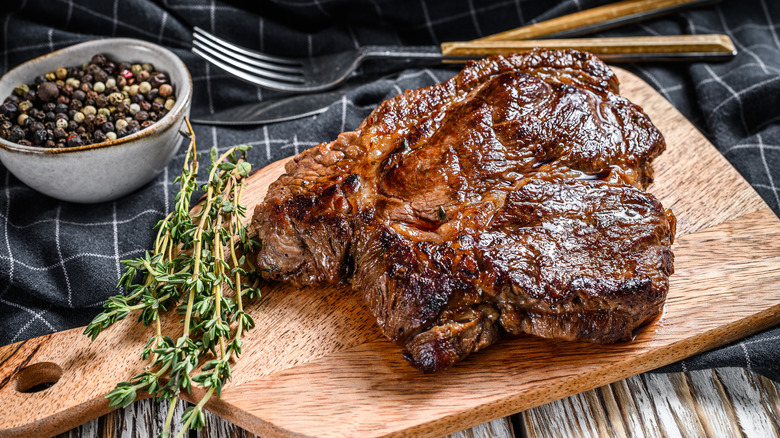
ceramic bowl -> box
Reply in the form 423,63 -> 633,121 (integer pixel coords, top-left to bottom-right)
0,38 -> 192,203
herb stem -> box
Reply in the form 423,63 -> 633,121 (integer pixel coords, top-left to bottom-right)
174,387 -> 215,438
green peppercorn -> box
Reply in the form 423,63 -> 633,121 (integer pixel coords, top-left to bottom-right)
45,72 -> 56,81
97,107 -> 110,117
127,84 -> 139,97
107,92 -> 124,105
14,84 -> 29,96
19,100 -> 33,112
93,82 -> 106,93
138,81 -> 151,95
142,63 -> 154,72
164,99 -> 175,110
131,64 -> 143,76
55,68 -> 68,80
65,78 -> 80,89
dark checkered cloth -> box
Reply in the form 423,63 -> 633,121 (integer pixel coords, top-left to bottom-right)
1,0 -> 779,381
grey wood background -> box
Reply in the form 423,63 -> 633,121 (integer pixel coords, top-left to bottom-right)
56,368 -> 780,437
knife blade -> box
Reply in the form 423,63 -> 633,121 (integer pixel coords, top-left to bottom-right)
189,87 -> 353,126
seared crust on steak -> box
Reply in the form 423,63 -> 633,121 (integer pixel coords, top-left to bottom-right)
250,49 -> 675,372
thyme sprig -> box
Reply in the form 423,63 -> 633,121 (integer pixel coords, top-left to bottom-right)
84,119 -> 262,438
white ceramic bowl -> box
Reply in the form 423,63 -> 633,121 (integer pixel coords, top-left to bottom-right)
0,38 -> 192,203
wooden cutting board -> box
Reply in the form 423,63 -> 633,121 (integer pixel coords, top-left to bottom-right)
1,68 -> 779,438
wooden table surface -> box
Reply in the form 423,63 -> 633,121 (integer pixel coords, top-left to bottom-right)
56,367 -> 780,437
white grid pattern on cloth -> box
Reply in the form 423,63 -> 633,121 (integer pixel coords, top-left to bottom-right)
0,0 -> 779,381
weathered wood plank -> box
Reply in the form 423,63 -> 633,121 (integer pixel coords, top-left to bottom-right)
521,370 -> 780,438
715,368 -> 780,437
685,369 -> 743,437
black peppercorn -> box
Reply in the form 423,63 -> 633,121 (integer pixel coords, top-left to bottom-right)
32,129 -> 49,145
66,134 -> 83,147
134,111 -> 149,122
42,102 -> 56,112
0,101 -> 18,118
102,121 -> 114,133
91,54 -> 107,66
33,75 -> 46,85
54,128 -> 67,139
45,111 -> 56,122
8,125 -> 24,142
149,73 -> 168,89
72,90 -> 85,102
56,95 -> 70,105
93,130 -> 107,143
31,121 -> 44,132
55,103 -> 68,114
44,121 -> 56,131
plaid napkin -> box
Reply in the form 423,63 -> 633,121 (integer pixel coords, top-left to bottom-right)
1,0 -> 778,381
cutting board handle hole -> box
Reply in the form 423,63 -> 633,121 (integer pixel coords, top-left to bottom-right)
14,362 -> 62,393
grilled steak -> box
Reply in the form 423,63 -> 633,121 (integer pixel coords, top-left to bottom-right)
250,49 -> 675,372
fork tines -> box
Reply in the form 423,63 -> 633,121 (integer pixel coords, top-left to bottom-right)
192,27 -> 307,90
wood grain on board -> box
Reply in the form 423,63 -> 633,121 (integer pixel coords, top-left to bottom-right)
56,368 -> 780,438
1,67 -> 779,438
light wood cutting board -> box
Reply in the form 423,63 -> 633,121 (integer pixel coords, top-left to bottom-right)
1,68 -> 779,438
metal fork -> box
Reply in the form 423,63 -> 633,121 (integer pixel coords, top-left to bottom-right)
192,26 -> 736,93
192,27 -> 457,93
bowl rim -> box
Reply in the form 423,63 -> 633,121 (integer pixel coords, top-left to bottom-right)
0,37 -> 193,156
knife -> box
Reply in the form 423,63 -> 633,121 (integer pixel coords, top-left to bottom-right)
190,79 -> 375,126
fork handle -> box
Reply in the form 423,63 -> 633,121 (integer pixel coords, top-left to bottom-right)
439,34 -> 736,62
474,0 -> 721,41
